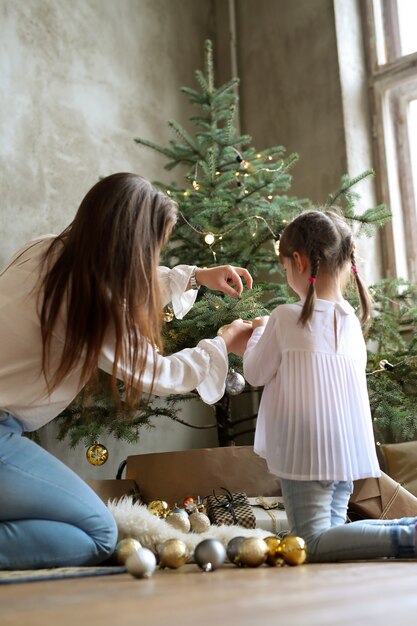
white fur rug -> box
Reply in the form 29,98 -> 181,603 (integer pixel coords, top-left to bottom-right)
108,496 -> 270,560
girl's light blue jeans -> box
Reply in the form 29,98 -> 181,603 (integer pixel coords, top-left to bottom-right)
280,478 -> 417,562
0,412 -> 118,570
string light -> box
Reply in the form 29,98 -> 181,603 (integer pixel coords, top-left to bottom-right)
204,233 -> 215,245
192,181 -> 200,190
179,211 -> 280,241
268,195 -> 273,200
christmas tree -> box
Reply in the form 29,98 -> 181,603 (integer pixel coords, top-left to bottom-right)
55,39 -> 392,449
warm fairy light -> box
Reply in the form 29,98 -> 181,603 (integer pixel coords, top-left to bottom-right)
218,236 -> 223,240
216,171 -> 220,176
167,190 -> 171,195
235,172 -> 240,177
204,233 -> 215,245
244,189 -> 249,194
268,156 -> 273,160
252,233 -> 256,237
183,190 -> 190,197
244,173 -> 249,177
192,181 -> 200,190
256,153 -> 262,158
268,195 -> 273,200
241,160 -> 250,169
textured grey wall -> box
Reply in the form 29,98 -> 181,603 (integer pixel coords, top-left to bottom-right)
0,0 -> 214,263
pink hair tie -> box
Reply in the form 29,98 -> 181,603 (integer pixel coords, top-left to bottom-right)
308,277 -> 316,284
351,265 -> 358,275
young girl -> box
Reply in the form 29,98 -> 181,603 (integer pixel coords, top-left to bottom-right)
243,210 -> 417,562
0,172 -> 252,570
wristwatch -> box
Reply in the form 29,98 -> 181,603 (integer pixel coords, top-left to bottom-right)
190,267 -> 200,290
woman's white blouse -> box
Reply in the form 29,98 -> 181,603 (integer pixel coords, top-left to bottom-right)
243,300 -> 381,482
0,236 -> 228,431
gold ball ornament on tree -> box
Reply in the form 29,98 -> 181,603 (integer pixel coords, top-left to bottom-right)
113,538 -> 142,565
147,500 -> 170,518
237,537 -> 268,567
225,369 -> 246,395
126,547 -> 157,579
264,536 -> 285,567
278,535 -> 307,566
194,539 -> 226,572
86,441 -> 109,466
158,539 -> 188,569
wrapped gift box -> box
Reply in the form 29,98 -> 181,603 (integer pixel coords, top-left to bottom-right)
248,496 -> 290,535
205,489 -> 256,528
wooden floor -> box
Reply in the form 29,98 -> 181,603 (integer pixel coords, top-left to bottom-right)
2,561 -> 417,626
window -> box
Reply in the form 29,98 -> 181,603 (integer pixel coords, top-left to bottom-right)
363,0 -> 417,280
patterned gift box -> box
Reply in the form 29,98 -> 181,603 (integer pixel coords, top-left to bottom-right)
248,496 -> 290,535
205,488 -> 256,529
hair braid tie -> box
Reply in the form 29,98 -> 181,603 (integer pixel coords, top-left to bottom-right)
308,277 -> 317,284
351,265 -> 358,275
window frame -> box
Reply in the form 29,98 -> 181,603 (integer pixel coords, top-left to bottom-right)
362,0 -> 417,281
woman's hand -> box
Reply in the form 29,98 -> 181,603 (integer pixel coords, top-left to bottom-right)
251,316 -> 270,329
195,265 -> 253,298
220,319 -> 253,355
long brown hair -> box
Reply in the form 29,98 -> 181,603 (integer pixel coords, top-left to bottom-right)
279,210 -> 372,326
40,173 -> 178,408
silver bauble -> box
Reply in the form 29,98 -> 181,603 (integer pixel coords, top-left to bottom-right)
166,511 -> 191,533
126,547 -> 157,579
194,539 -> 226,572
225,369 -> 246,395
226,536 -> 246,565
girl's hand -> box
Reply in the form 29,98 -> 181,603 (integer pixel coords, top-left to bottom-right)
252,316 -> 269,329
220,319 -> 253,355
195,265 -> 253,298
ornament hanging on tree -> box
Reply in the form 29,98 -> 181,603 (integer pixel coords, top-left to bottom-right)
86,441 -> 109,466
225,369 -> 246,395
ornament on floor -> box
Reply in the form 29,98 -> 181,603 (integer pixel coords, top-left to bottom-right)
237,537 -> 268,567
113,538 -> 142,565
264,536 -> 285,567
126,547 -> 157,579
86,441 -> 109,466
225,369 -> 245,395
147,500 -> 170,518
189,511 -> 211,533
194,539 -> 226,572
279,535 -> 307,566
158,539 -> 188,569
226,536 -> 246,566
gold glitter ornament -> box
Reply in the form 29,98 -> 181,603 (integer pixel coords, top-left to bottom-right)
237,537 -> 268,567
147,500 -> 170,518
166,511 -> 191,533
264,536 -> 285,567
163,305 -> 174,322
189,511 -> 211,533
158,539 -> 188,569
113,538 -> 142,565
279,535 -> 307,566
86,442 -> 109,466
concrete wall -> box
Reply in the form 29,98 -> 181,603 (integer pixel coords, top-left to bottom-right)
0,0 -> 381,479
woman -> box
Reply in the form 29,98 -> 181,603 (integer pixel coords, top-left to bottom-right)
0,172 -> 252,569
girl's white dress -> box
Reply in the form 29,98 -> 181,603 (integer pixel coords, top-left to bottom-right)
243,299 -> 381,482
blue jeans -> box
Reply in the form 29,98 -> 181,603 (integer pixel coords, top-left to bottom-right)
0,412 -> 118,570
280,478 -> 417,562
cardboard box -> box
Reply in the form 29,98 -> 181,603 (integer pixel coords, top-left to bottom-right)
350,471 -> 417,519
125,446 -> 281,506
86,479 -> 140,503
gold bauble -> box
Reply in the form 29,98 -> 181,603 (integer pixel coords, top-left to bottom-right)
264,536 -> 285,567
86,442 -> 109,466
147,500 -> 170,518
278,535 -> 307,566
158,539 -> 188,569
113,538 -> 142,565
237,537 -> 268,567
163,306 -> 174,322
189,511 -> 211,533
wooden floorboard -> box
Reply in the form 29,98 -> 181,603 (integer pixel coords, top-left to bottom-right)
1,561 -> 417,626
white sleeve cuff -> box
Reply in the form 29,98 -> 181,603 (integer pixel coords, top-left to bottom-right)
196,336 -> 228,404
158,265 -> 198,319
